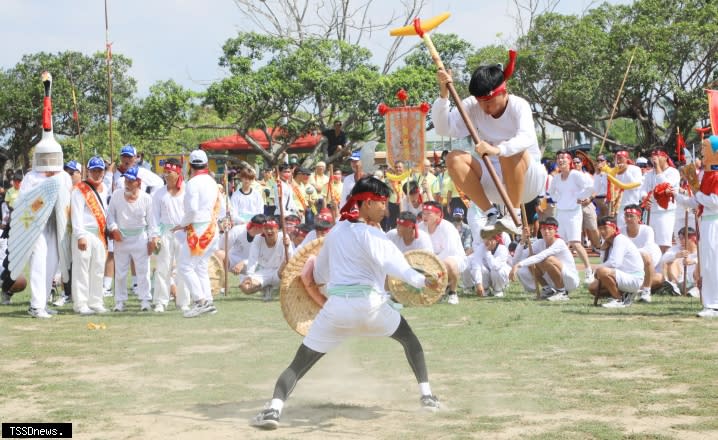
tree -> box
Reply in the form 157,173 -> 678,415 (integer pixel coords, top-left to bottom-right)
203,33 -> 385,166
231,0 -> 429,74
0,51 -> 136,168
515,0 -> 718,153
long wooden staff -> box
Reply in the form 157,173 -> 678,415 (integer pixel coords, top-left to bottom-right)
520,203 -> 541,299
104,0 -> 115,170
391,13 -> 519,227
597,47 -> 637,156
222,169 -> 230,296
695,214 -> 702,305
682,209 -> 689,295
276,167 -> 290,265
67,66 -> 86,180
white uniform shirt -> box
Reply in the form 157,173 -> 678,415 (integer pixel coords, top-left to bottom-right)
625,224 -> 657,250
385,228 -> 433,253
245,231 -> 293,275
472,242 -> 510,271
594,172 -> 608,197
419,219 -> 465,261
152,186 -> 185,230
71,182 -> 109,239
179,173 -> 220,226
222,224 -> 256,266
313,220 -> 425,292
230,187 -> 264,224
340,173 -> 358,206
599,234 -> 644,274
514,237 -> 577,273
548,170 -> 594,210
640,167 -> 680,212
432,95 -> 540,161
615,165 -> 644,208
107,189 -> 156,234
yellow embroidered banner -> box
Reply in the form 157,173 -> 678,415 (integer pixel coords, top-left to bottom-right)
384,105 -> 427,172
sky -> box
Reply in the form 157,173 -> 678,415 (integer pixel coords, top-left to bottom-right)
2,0 -> 631,95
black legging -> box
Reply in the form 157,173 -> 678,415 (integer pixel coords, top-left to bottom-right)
271,316 -> 429,400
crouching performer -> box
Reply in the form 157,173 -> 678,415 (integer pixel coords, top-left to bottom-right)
251,176 -> 442,430
509,216 -> 579,301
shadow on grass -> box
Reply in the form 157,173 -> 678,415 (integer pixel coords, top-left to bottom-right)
180,399 -> 386,433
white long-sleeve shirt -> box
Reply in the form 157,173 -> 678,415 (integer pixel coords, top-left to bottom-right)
71,182 -> 109,239
640,167 -> 680,212
230,187 -> 264,224
179,173 -> 221,227
152,187 -> 185,231
432,94 -> 540,161
245,232 -> 293,275
419,219 -> 466,261
598,234 -> 644,274
385,228 -> 433,253
222,224 -> 255,267
548,170 -> 594,210
615,165 -> 644,208
514,237 -> 577,273
107,189 -> 156,235
313,220 -> 425,292
471,242 -> 510,272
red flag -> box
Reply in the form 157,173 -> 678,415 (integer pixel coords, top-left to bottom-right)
707,89 -> 718,135
676,130 -> 685,162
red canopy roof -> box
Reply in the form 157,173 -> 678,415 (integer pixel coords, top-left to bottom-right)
200,129 -> 322,151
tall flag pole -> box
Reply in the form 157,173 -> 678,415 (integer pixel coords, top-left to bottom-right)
68,66 -> 86,180
104,0 -> 114,165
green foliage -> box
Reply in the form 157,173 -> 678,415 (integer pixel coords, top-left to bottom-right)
0,51 -> 136,166
516,0 -> 718,152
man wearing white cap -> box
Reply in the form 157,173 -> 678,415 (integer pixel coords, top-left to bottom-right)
71,157 -> 110,315
174,150 -> 223,318
107,166 -> 157,312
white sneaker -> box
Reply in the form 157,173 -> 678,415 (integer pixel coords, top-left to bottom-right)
102,288 -> 113,298
667,280 -> 681,296
447,293 -> 459,305
179,304 -> 191,312
183,301 -> 216,318
584,268 -> 595,284
28,307 -> 52,319
140,300 -> 151,312
77,307 -> 96,316
697,308 -> 718,318
153,304 -> 165,313
493,291 -> 504,298
602,298 -> 627,308
53,295 -> 68,307
1,291 -> 11,305
539,285 -> 556,299
91,306 -> 109,314
547,290 -> 569,301
262,287 -> 273,302
113,302 -> 125,312
639,289 -> 652,303
687,286 -> 700,298
45,307 -> 58,315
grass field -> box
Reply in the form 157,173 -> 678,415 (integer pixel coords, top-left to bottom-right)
2,280 -> 717,440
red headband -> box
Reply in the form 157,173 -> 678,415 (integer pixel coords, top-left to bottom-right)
476,50 -> 517,101
624,208 -> 642,219
397,218 -> 419,239
164,163 -> 184,190
651,150 -> 675,167
422,203 -> 443,215
603,221 -> 620,236
339,192 -> 388,222
264,220 -> 279,229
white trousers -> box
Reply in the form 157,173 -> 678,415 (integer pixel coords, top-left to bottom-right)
700,216 -> 718,309
649,210 -> 676,247
113,233 -> 151,303
153,229 -> 189,307
470,262 -> 510,292
29,223 -> 59,310
177,224 -> 218,303
71,233 -> 106,311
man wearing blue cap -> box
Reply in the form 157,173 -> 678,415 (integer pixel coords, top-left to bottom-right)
71,157 -> 110,314
107,166 -> 157,312
64,161 -> 82,186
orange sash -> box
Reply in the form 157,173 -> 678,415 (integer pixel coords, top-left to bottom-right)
186,195 -> 221,256
292,183 -> 307,211
77,182 -> 107,249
